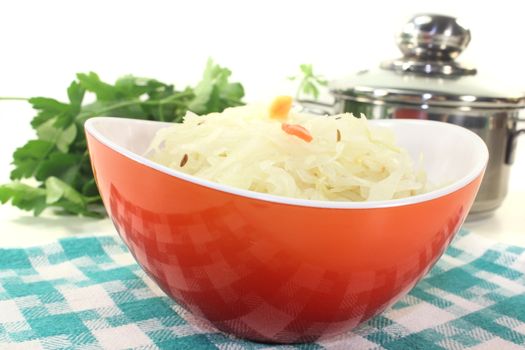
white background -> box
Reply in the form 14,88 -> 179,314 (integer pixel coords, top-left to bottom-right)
0,0 -> 524,246
1,1 -> 524,100
1,0 -> 525,171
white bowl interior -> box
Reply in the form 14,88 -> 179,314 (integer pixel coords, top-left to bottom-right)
85,117 -> 488,208
372,119 -> 486,185
89,118 -> 169,156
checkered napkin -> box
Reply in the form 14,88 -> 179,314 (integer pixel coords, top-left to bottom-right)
1,229 -> 524,350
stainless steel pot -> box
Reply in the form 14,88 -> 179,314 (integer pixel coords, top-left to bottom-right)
303,14 -> 525,219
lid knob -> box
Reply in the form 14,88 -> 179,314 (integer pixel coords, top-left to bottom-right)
398,14 -> 471,61
381,13 -> 476,76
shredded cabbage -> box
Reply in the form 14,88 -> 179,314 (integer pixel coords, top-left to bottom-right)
146,101 -> 429,201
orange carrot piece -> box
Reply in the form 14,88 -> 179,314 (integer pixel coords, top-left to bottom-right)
281,123 -> 313,143
269,96 -> 293,120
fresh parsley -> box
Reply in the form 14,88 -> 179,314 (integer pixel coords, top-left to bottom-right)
0,59 -> 245,217
288,64 -> 327,100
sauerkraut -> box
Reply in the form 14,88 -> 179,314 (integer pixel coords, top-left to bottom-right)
146,98 -> 428,201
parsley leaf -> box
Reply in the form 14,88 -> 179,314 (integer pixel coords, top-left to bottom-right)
29,97 -> 72,128
288,64 -> 328,100
10,140 -> 56,180
0,182 -> 47,216
189,59 -> 245,114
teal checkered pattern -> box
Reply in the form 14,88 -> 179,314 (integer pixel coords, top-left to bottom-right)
1,229 -> 524,349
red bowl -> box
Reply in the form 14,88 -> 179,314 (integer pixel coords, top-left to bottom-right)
85,117 -> 487,343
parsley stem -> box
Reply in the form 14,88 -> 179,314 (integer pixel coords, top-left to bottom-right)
0,97 -> 29,101
89,100 -> 138,115
85,195 -> 102,203
77,100 -> 141,123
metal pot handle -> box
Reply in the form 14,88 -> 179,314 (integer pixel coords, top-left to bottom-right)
295,99 -> 337,116
505,115 -> 525,165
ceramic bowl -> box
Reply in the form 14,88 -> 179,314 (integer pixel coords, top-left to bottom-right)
85,117 -> 487,343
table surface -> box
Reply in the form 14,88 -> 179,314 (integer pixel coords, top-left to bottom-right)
0,103 -> 524,248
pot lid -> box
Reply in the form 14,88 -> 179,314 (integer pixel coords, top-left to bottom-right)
330,14 -> 525,109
